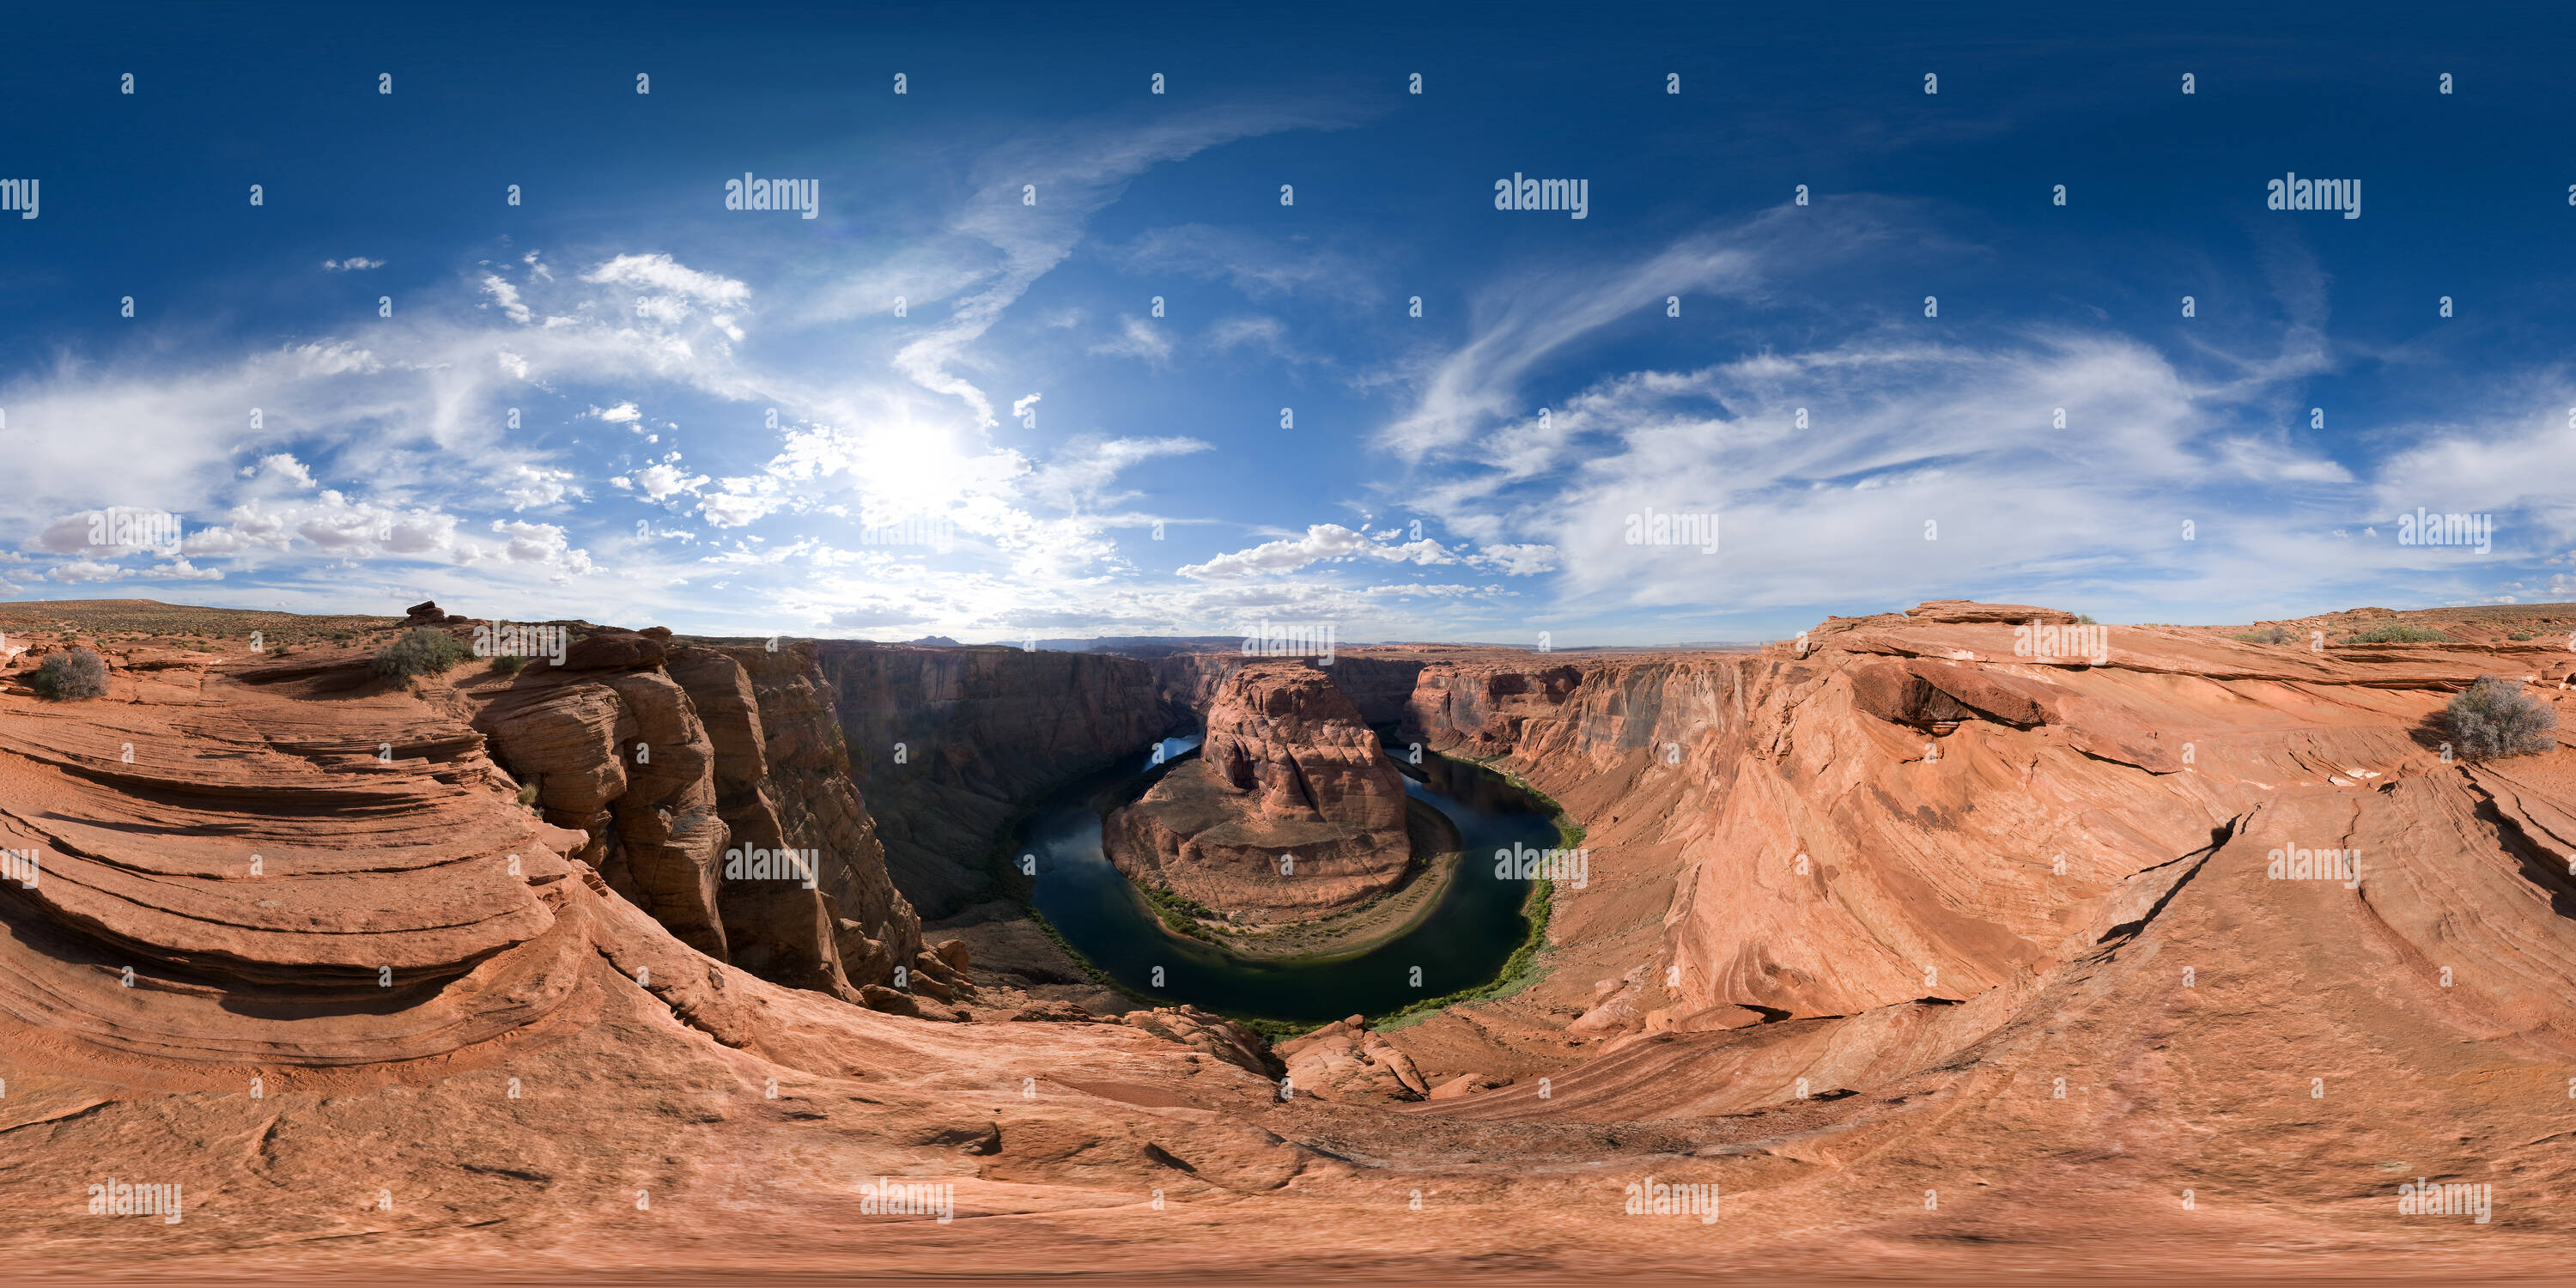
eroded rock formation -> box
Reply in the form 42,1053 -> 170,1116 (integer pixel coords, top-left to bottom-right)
6,598 -> 2576,1281
1105,663 -> 1412,920
465,635 -> 930,1005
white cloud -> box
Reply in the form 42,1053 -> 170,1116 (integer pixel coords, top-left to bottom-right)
144,558 -> 222,580
581,253 -> 752,306
879,102 -> 1370,427
1180,523 -> 1500,581
699,477 -> 785,527
47,559 -> 126,583
1467,544 -> 1558,576
628,455 -> 711,501
257,453 -> 317,488
480,274 -> 532,325
504,465 -> 576,510
323,258 -> 386,271
1026,437 -> 1209,513
1090,316 -> 1173,365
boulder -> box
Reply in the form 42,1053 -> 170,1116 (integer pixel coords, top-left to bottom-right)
1274,1014 -> 1425,1103
476,683 -> 630,821
1123,1006 -> 1282,1078
1428,1072 -> 1508,1100
858,983 -> 921,1017
565,629 -> 668,671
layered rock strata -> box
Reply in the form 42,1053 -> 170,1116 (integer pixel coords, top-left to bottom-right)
811,642 -> 1170,917
1104,664 -> 1412,921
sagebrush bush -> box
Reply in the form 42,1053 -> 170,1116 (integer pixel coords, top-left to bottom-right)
372,628 -> 472,680
2445,675 -> 2558,761
2231,625 -> 2292,645
488,653 -> 530,675
2339,623 -> 2451,645
27,647 -> 109,700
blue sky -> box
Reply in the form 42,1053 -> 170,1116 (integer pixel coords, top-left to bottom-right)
4,1 -> 2574,644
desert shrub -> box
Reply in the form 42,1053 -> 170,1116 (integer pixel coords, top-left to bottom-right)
2075,613 -> 2099,625
27,647 -> 109,700
2445,675 -> 2559,761
2231,625 -> 2292,646
2509,630 -> 2535,641
2338,623 -> 2451,645
372,628 -> 472,680
489,653 -> 530,675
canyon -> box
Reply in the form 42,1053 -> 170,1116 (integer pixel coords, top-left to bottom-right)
0,596 -> 2571,1282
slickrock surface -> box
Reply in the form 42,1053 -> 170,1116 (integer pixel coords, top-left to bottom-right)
3,598 -> 2574,1284
1105,664 -> 1412,921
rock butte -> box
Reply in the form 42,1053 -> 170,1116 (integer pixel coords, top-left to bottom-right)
0,597 -> 2571,1282
1105,662 -> 1413,922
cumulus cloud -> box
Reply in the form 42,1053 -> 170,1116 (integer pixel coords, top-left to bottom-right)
504,465 -> 577,510
623,453 -> 711,501
323,257 -> 386,271
47,559 -> 127,583
255,453 -> 317,488
144,557 -> 222,580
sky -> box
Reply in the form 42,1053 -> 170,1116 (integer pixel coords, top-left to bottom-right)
4,1 -> 2575,645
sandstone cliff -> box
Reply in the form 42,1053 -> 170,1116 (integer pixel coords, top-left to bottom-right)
812,642 -> 1171,917
1104,664 -> 1413,920
1145,648 -> 1425,730
1396,603 -> 2576,1063
465,630 -> 927,1005
8,598 -> 2576,1281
